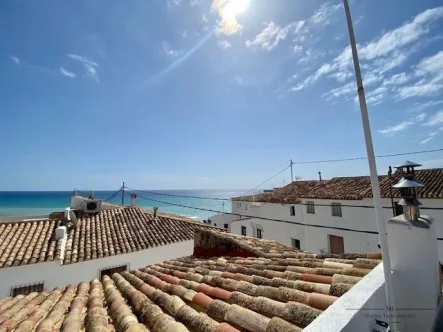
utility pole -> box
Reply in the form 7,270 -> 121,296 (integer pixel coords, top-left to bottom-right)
121,181 -> 125,206
343,1 -> 396,331
222,201 -> 225,213
290,159 -> 294,183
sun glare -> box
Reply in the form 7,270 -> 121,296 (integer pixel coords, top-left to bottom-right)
223,0 -> 250,18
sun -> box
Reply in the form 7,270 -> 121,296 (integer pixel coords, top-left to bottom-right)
223,0 -> 250,18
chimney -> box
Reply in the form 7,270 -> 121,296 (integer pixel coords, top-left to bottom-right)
153,206 -> 158,218
130,193 -> 137,207
386,161 -> 439,331
318,171 -> 322,181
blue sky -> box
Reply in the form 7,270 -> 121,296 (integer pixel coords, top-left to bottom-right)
1,0 -> 443,191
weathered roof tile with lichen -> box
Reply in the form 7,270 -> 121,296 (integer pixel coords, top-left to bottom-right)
0,229 -> 382,331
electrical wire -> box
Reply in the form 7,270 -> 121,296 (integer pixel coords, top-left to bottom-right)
125,190 -> 379,234
126,187 -> 443,210
292,148 -> 443,165
124,187 -> 230,201
242,165 -> 291,196
105,188 -> 122,202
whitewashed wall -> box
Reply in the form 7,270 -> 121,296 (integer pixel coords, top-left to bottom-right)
230,198 -> 443,257
0,240 -> 193,297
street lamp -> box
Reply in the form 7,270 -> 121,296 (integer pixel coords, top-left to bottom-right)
343,1 -> 397,331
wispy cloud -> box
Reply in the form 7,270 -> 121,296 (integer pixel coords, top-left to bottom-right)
308,2 -> 342,26
291,6 -> 443,103
423,110 -> 443,127
67,54 -> 99,82
162,41 -> 179,57
10,55 -> 20,66
190,0 -> 202,6
246,21 -> 304,51
397,50 -> 443,99
167,0 -> 182,8
218,40 -> 231,50
420,132 -> 438,144
378,113 -> 426,137
60,67 -> 76,78
202,13 -> 209,23
409,100 -> 443,113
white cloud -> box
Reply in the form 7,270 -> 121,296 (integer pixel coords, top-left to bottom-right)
190,0 -> 202,6
378,113 -> 426,137
397,50 -> 443,99
10,55 -> 20,65
308,2 -> 342,26
382,72 -> 410,86
293,45 -> 303,54
218,40 -> 232,50
420,132 -> 438,144
202,13 -> 209,23
409,100 -> 443,112
246,21 -> 300,51
167,0 -> 182,8
162,41 -> 179,57
60,67 -> 76,78
67,54 -> 99,82
297,6 -> 443,103
423,110 -> 443,127
322,82 -> 355,101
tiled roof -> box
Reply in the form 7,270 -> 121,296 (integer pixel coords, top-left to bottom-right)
301,176 -> 387,200
0,219 -> 62,268
378,168 -> 443,199
0,230 -> 382,332
232,168 -> 443,202
0,207 -> 226,269
232,181 -> 322,204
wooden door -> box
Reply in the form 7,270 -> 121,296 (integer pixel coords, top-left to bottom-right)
329,235 -> 344,254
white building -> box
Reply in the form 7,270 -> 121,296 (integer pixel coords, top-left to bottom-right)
0,202 -> 225,298
216,165 -> 443,260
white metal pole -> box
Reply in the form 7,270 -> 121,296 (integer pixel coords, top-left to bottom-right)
343,1 -> 397,331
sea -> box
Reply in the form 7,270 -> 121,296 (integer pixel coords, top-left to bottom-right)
0,190 -> 247,221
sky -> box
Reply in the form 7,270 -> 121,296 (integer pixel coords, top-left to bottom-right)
1,0 -> 443,191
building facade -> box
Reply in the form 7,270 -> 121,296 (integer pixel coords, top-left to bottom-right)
221,166 -> 443,260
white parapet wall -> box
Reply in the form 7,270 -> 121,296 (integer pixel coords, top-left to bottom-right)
0,240 -> 194,297
304,263 -> 388,332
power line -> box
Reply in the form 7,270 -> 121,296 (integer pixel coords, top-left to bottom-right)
126,190 -> 378,235
126,190 -> 443,238
105,188 -> 122,202
125,187 -> 230,201
292,148 -> 443,165
241,165 -> 291,196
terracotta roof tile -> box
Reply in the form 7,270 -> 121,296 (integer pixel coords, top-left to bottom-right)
0,207 -> 226,269
232,168 -> 443,202
0,230 -> 381,331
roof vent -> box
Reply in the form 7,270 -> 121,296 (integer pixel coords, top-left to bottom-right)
392,161 -> 423,221
55,226 -> 67,241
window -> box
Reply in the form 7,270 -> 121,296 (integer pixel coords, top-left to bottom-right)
100,264 -> 128,280
241,226 -> 246,236
331,203 -> 342,217
236,202 -> 241,208
245,204 -> 248,210
306,201 -> 315,214
214,223 -> 217,227
290,206 -> 295,216
224,223 -> 229,229
11,282 -> 44,297
394,202 -> 403,216
256,228 -> 263,239
291,238 -> 300,249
